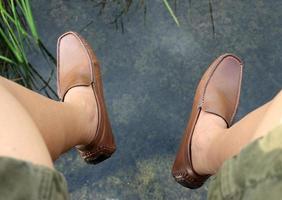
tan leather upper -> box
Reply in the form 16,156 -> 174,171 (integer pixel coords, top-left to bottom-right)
57,32 -> 93,100
172,54 -> 243,188
202,56 -> 242,126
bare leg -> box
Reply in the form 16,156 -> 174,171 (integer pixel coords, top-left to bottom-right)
192,92 -> 279,174
0,76 -> 98,161
0,84 -> 53,168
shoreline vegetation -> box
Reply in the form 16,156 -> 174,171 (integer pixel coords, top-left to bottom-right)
91,0 -> 179,32
0,0 -> 57,97
0,0 -> 180,97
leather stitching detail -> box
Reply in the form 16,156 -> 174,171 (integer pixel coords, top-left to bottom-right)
81,146 -> 116,158
172,170 -> 209,185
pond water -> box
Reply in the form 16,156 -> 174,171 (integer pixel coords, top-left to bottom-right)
30,0 -> 282,199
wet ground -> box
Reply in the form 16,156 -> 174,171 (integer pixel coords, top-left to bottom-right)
30,0 -> 282,199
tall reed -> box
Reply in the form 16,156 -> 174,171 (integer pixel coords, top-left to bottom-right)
0,0 -> 56,97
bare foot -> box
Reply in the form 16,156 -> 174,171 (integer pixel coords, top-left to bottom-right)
191,111 -> 227,175
64,85 -> 98,145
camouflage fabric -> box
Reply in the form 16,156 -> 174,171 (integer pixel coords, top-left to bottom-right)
208,125 -> 282,200
1,126 -> 282,200
0,157 -> 68,200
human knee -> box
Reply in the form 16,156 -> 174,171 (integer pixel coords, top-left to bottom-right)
0,76 -> 8,88
0,83 -> 14,100
0,82 -> 6,91
273,90 -> 282,101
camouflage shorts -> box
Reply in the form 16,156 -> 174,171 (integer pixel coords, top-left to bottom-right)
208,125 -> 282,200
1,126 -> 282,200
0,157 -> 69,200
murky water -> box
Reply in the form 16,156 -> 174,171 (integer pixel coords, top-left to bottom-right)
30,0 -> 282,199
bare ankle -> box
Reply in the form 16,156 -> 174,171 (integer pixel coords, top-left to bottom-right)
191,112 -> 227,175
63,86 -> 98,145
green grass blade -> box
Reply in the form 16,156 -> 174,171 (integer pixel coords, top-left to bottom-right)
163,0 -> 180,26
18,0 -> 39,41
0,55 -> 16,64
0,9 -> 28,35
0,28 -> 23,63
10,0 -> 30,62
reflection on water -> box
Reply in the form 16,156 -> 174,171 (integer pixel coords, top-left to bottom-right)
30,0 -> 282,199
82,0 -> 147,33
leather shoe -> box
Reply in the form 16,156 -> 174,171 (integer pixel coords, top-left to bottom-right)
57,31 -> 116,164
172,54 -> 243,188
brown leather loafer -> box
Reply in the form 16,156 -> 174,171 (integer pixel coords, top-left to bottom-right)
172,54 -> 243,189
57,31 -> 116,164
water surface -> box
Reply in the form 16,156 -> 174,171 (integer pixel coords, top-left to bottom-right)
30,0 -> 282,199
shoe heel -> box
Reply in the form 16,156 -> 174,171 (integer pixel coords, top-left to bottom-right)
77,113 -> 116,165
81,145 -> 116,165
